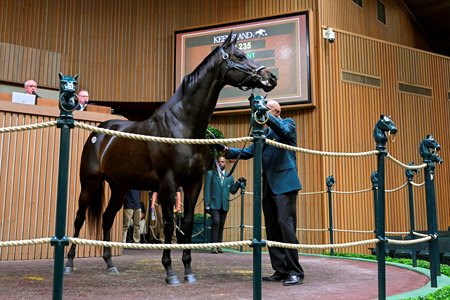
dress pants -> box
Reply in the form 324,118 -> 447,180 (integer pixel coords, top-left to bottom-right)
123,208 -> 141,243
210,208 -> 228,243
262,181 -> 304,277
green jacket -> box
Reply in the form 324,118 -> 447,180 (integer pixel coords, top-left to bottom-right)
204,169 -> 239,211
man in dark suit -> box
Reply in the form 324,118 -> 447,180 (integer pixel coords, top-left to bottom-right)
204,157 -> 240,254
223,99 -> 304,286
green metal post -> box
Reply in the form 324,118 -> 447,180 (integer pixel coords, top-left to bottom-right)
375,144 -> 387,300
326,175 -> 335,255
52,73 -> 78,300
252,118 -> 264,300
405,165 -> 418,267
373,115 -> 397,300
420,135 -> 443,286
371,171 -> 378,234
240,184 -> 246,252
249,94 -> 268,300
51,107 -> 74,300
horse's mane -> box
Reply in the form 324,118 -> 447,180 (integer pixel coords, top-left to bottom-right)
155,46 -> 222,114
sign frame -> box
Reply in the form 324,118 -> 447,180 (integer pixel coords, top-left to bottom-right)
174,11 -> 313,111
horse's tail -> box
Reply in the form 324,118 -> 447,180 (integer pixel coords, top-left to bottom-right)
86,181 -> 105,240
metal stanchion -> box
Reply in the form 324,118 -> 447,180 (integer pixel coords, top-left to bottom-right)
51,73 -> 78,300
373,115 -> 397,300
326,175 -> 335,255
420,135 -> 443,286
405,163 -> 418,267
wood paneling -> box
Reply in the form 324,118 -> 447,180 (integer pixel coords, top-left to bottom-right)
0,102 -> 124,260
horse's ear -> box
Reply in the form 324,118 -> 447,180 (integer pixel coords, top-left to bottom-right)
59,72 -> 63,79
222,30 -> 234,48
74,74 -> 79,80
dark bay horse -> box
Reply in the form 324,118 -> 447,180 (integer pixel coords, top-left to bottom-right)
64,33 -> 277,285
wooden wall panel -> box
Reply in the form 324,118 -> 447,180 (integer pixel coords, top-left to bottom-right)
0,0 -> 316,102
320,0 -> 431,52
316,29 -> 450,254
0,103 -> 124,260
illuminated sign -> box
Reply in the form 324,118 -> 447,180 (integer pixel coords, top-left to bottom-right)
174,12 -> 312,110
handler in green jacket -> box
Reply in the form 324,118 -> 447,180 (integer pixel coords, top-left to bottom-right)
204,156 -> 242,254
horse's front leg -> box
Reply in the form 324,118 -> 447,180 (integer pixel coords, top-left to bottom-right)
162,211 -> 181,285
180,185 -> 201,284
181,216 -> 196,284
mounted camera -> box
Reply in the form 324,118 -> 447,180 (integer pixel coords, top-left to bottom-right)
322,27 -> 335,43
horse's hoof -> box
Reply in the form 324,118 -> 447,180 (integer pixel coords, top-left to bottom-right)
106,267 -> 119,274
165,275 -> 182,286
184,274 -> 197,284
63,267 -> 74,275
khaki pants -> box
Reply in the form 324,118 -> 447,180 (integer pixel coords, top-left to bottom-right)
123,208 -> 141,243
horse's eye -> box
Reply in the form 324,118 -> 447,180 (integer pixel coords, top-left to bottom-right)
236,54 -> 246,61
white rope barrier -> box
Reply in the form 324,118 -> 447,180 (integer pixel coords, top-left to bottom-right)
411,181 -> 425,187
385,231 -> 410,235
334,229 -> 374,234
386,235 -> 431,245
386,154 -> 427,170
266,238 -> 379,250
299,190 -> 327,195
265,139 -> 379,157
386,182 -> 408,193
0,121 -> 58,133
296,228 -> 329,232
74,121 -> 252,145
332,188 -> 372,195
0,238 -> 52,247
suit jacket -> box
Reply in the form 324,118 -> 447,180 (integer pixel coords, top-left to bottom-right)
204,169 -> 239,211
226,114 -> 302,194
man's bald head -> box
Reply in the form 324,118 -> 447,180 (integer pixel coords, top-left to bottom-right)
266,99 -> 281,118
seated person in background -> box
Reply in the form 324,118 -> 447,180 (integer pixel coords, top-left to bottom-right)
24,79 -> 40,98
77,90 -> 89,110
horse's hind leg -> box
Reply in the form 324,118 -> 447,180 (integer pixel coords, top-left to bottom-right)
64,188 -> 92,275
102,185 -> 126,274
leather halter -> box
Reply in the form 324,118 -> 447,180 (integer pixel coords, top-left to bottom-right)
220,47 -> 266,91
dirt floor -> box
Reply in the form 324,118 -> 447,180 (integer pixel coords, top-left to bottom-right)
0,248 -> 431,299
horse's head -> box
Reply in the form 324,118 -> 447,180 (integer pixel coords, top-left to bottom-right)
373,114 -> 398,145
58,72 -> 79,111
419,135 -> 443,164
219,32 -> 277,92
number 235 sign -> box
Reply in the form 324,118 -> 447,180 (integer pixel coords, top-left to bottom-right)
174,12 -> 312,111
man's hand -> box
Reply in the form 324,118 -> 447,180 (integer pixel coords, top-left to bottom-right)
205,205 -> 211,214
238,177 -> 246,183
213,144 -> 227,152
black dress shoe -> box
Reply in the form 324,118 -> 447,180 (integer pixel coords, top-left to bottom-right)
262,273 -> 288,282
283,275 -> 304,286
